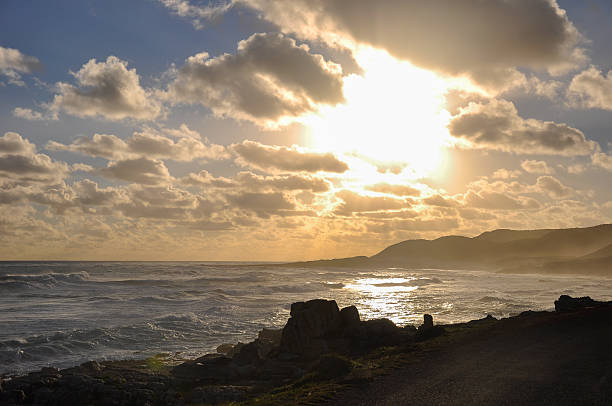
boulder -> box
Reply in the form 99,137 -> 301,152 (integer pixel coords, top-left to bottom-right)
280,299 -> 341,358
172,354 -> 235,380
554,295 -> 600,312
258,328 -> 282,345
339,305 -> 361,329
416,314 -> 444,341
216,343 -> 235,355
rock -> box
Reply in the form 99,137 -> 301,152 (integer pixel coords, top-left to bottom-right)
40,366 -> 61,377
363,318 -> 398,336
255,328 -> 282,359
216,343 -> 235,355
280,299 -> 341,358
190,385 -> 248,405
0,389 -> 26,403
339,305 -> 361,329
172,354 -> 236,380
467,314 -> 498,325
423,314 -> 434,329
232,341 -> 261,366
227,342 -> 245,358
80,360 -> 103,373
554,295 -> 600,312
416,314 -> 445,341
314,354 -> 354,380
258,328 -> 282,345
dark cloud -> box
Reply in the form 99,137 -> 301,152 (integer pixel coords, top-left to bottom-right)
98,157 -> 171,185
168,32 -> 344,126
334,190 -> 407,216
449,99 -> 597,155
232,140 -> 348,173
226,191 -> 295,218
0,132 -> 68,184
240,0 -> 584,88
464,190 -> 541,210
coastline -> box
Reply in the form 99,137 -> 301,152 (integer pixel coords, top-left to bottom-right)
1,295 -> 611,405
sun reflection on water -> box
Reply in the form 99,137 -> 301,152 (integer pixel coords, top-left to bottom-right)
344,277 -> 421,325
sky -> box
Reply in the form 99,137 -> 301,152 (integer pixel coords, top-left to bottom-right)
0,0 -> 611,261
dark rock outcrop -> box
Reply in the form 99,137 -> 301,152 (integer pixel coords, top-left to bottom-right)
280,299 -> 342,358
554,295 -> 606,312
416,313 -> 445,341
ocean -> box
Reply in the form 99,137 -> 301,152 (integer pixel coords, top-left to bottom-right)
2,262 -> 611,376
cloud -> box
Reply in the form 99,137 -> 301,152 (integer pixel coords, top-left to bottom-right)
0,132 -> 68,184
334,190 -> 407,216
521,159 -> 555,174
0,46 -> 42,86
72,179 -> 124,206
464,190 -> 541,210
98,157 -> 171,185
12,107 -> 50,121
182,170 -> 330,192
167,32 -> 344,127
422,194 -> 458,208
47,128 -> 227,162
365,183 -> 420,197
226,192 -> 295,218
567,66 -> 612,111
158,0 -> 232,29
232,140 -> 348,173
48,56 -> 161,121
592,152 -> 612,171
492,169 -> 522,180
238,0 -> 584,89
536,176 -> 572,198
47,133 -> 126,160
449,99 -> 598,156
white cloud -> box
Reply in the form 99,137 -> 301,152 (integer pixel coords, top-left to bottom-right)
47,128 -> 228,162
48,56 -> 161,121
334,190 -> 408,216
592,152 -> 612,171
12,107 -> 51,121
521,160 -> 555,174
492,168 -> 522,180
0,46 -> 41,86
568,66 -> 612,111
536,175 -> 573,198
167,32 -> 344,127
158,0 -> 232,29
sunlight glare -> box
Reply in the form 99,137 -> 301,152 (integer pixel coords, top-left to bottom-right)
303,48 -> 452,178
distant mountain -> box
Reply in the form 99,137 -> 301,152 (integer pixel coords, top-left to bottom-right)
289,224 -> 612,276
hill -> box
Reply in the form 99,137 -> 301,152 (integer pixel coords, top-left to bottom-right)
289,224 -> 612,276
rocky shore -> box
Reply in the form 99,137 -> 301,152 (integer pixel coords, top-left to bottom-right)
1,295 -> 611,405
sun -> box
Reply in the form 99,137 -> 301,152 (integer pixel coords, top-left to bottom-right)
302,48 -> 453,179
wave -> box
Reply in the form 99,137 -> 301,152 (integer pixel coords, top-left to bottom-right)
0,271 -> 90,290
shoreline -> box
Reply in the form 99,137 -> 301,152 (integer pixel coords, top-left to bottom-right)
1,295 -> 611,405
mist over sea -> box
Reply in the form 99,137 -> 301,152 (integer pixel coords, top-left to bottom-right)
2,262 -> 612,376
